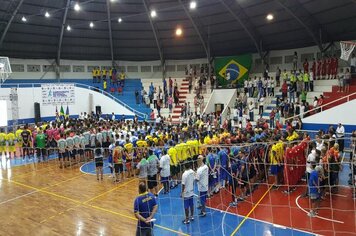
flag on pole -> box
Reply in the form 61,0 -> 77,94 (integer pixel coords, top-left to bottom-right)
65,105 -> 69,118
60,105 -> 65,117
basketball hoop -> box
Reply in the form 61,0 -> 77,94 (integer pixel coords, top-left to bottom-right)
340,41 -> 356,61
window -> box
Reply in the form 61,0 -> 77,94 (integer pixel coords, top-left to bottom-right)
301,53 -> 314,62
141,66 -> 151,72
127,66 -> 138,72
73,65 -> 85,72
269,56 -> 283,65
177,65 -> 187,71
11,64 -> 24,72
153,65 -> 162,72
166,65 -> 175,72
254,58 -> 262,65
59,65 -> 71,72
117,66 -> 126,72
87,66 -> 98,72
43,65 -> 55,72
284,55 -> 294,64
27,65 -> 41,72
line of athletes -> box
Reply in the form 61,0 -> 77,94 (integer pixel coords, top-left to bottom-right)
1,122 -> 326,204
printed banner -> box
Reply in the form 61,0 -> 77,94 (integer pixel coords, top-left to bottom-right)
41,83 -> 75,105
214,54 -> 252,86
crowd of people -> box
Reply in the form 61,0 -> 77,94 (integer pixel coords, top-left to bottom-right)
0,111 -> 355,233
91,67 -> 127,95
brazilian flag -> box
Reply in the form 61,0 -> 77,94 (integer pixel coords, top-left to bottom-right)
215,54 -> 252,86
60,105 -> 65,117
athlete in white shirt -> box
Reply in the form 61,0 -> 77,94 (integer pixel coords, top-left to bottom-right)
336,123 -> 345,152
196,156 -> 209,217
181,162 -> 195,224
160,150 -> 171,194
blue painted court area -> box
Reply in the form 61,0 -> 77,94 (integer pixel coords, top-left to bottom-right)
80,159 -> 112,175
153,186 -> 314,236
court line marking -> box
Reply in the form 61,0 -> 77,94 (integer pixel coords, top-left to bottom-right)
206,206 -> 315,236
83,178 -> 137,204
0,173 -> 87,205
79,162 -> 112,176
9,178 -> 189,236
40,178 -> 137,224
295,195 -> 344,224
230,184 -> 274,236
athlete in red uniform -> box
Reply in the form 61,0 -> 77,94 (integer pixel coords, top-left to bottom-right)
303,59 -> 309,73
283,143 -> 297,194
321,57 -> 327,79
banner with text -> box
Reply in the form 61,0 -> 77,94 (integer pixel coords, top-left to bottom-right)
41,83 -> 75,105
215,54 -> 252,86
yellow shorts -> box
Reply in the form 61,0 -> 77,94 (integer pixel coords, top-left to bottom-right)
7,146 -> 16,152
0,146 -> 5,152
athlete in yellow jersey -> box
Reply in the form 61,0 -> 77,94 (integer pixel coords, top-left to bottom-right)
270,142 -> 283,189
0,131 -> 6,156
6,132 -> 16,158
136,139 -> 148,148
15,128 -> 23,156
124,141 -> 134,178
92,69 -> 96,83
168,146 -> 178,188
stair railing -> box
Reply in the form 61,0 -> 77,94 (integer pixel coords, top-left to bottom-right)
285,91 -> 356,122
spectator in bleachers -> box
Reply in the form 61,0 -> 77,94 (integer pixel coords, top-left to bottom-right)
92,68 -> 96,83
119,71 -> 126,86
344,68 -> 351,93
276,67 -> 281,87
303,58 -> 309,73
153,90 -> 158,109
169,77 -> 173,95
102,68 -> 107,83
316,57 -> 322,80
281,80 -> 288,100
253,76 -> 258,97
309,69 -> 314,92
351,53 -> 356,74
293,51 -> 298,70
149,82 -> 154,104
288,83 -> 295,103
303,71 -> 310,92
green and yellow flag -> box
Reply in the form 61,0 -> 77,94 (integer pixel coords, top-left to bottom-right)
214,54 -> 252,86
60,105 -> 65,117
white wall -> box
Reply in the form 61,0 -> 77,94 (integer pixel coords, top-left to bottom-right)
0,86 -> 134,121
302,100 -> 356,125
7,41 -> 353,80
204,89 -> 236,114
8,58 -> 208,80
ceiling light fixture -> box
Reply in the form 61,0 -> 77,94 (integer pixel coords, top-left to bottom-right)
176,27 -> 183,36
67,25 -> 71,31
266,13 -> 274,21
190,1 -> 197,10
21,16 -> 27,22
150,10 -> 157,18
45,11 -> 50,18
74,3 -> 81,11
118,17 -> 122,23
89,22 -> 94,28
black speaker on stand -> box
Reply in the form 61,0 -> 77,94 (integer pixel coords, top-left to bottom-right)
95,105 -> 102,115
34,102 -> 41,123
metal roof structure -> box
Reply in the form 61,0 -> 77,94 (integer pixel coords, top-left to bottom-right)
0,0 -> 355,62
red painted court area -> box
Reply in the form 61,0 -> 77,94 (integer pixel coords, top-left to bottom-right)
207,184 -> 356,235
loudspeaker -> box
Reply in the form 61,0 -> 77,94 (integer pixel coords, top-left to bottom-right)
34,102 -> 41,123
95,105 -> 102,115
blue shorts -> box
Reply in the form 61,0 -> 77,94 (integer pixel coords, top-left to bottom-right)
199,191 -> 208,206
220,167 -> 228,180
161,176 -> 169,183
270,165 -> 281,175
184,197 -> 194,209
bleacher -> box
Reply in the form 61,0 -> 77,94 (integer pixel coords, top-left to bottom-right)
2,78 -> 152,118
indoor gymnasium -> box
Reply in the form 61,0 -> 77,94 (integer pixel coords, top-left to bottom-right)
0,0 -> 356,235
